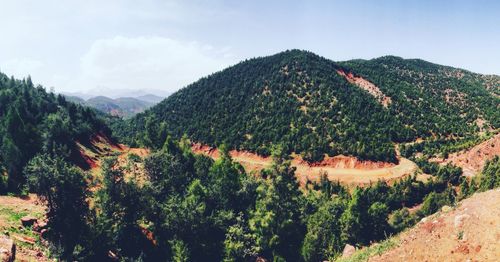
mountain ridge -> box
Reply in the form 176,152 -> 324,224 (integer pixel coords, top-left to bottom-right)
117,50 -> 499,163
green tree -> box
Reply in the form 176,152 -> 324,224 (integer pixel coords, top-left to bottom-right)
301,198 -> 345,261
170,239 -> 190,262
340,188 -> 369,245
367,202 -> 390,240
388,208 -> 415,233
223,214 -> 259,262
249,146 -> 305,261
24,154 -> 89,259
479,156 -> 500,191
96,158 -> 152,260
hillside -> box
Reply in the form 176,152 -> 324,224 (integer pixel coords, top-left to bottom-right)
66,95 -> 161,118
0,72 -> 112,192
121,50 -> 499,164
340,188 -> 500,262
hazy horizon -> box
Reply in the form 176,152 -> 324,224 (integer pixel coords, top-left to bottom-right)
1,0 -> 499,96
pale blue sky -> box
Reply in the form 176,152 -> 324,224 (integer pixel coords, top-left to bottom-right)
0,0 -> 498,96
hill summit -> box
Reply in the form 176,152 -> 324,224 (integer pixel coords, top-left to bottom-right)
120,50 -> 499,163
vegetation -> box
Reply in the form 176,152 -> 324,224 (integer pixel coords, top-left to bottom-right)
1,52 -> 499,261
0,72 -> 111,192
478,156 -> 500,191
117,50 -> 498,164
22,137 -> 475,261
400,132 -> 495,159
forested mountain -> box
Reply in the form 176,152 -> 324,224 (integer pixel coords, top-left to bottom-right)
66,95 -> 160,118
0,72 -> 111,192
1,51 -> 498,262
119,50 -> 499,162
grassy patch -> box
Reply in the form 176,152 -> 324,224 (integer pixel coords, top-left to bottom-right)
0,206 -> 29,224
335,236 -> 399,262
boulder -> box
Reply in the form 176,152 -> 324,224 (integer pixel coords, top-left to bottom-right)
33,221 -> 47,232
342,244 -> 356,258
20,216 -> 37,227
0,235 -> 15,262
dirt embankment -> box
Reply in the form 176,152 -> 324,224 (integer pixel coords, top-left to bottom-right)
432,133 -> 500,177
367,188 -> 500,262
191,144 -> 419,186
77,133 -> 149,172
337,69 -> 392,107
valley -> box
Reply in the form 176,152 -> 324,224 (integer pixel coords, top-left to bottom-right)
0,50 -> 499,262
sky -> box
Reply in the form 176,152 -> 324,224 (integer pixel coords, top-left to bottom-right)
0,0 -> 499,97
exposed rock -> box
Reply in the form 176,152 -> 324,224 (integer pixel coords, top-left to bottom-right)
454,214 -> 470,228
20,216 -> 37,227
39,229 -> 48,239
342,244 -> 356,258
33,221 -> 47,232
0,235 -> 15,262
13,235 -> 35,245
255,257 -> 268,262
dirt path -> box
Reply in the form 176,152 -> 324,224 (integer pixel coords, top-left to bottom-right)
368,188 -> 500,262
192,145 -> 420,186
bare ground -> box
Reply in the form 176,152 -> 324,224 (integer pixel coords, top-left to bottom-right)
432,133 -> 500,177
0,194 -> 48,261
367,188 -> 500,262
191,144 -> 423,186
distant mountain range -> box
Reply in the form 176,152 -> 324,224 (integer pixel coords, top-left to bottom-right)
64,94 -> 165,118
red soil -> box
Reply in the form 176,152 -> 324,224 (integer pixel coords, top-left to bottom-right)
337,69 -> 392,107
77,133 -> 149,172
368,188 -> 500,261
191,143 -> 418,186
431,133 -> 500,177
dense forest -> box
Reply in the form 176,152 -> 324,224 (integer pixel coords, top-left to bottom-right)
117,50 -> 499,163
0,72 -> 111,192
22,137 -> 500,261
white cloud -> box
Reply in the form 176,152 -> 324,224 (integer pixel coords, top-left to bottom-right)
71,36 -> 235,94
0,59 -> 44,79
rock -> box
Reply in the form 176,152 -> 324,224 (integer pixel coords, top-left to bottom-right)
454,214 -> 470,228
33,221 -> 47,232
13,236 -> 35,245
39,229 -> 48,239
0,235 -> 15,262
441,205 -> 452,212
20,216 -> 37,227
420,217 -> 428,223
342,244 -> 356,258
255,257 -> 268,262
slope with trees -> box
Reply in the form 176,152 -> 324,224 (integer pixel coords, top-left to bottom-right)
0,72 -> 111,192
119,50 -> 499,165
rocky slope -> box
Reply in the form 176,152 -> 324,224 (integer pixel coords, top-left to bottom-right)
344,188 -> 500,262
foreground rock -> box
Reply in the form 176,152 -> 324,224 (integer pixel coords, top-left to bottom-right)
20,216 -> 37,227
342,244 -> 356,258
0,235 -> 15,262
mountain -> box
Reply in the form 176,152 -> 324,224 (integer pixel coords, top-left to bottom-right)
136,94 -> 164,104
121,50 -> 499,163
0,73 -> 112,192
65,95 -> 163,118
63,88 -> 171,99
